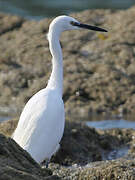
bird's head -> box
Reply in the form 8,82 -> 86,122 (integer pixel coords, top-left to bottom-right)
48,15 -> 107,34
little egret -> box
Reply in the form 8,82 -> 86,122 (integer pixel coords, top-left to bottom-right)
12,15 -> 107,167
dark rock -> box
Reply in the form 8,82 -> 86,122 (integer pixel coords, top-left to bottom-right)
0,118 -> 135,179
0,133 -> 59,180
75,159 -> 135,180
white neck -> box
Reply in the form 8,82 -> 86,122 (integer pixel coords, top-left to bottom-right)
47,29 -> 63,96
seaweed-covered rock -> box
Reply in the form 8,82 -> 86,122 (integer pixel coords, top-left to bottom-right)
0,133 -> 59,180
52,121 -> 130,166
0,119 -> 131,165
0,13 -> 25,35
50,158 -> 135,180
77,159 -> 135,180
0,118 -> 135,179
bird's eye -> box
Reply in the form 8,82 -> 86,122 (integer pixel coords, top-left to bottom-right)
70,21 -> 78,26
70,21 -> 75,25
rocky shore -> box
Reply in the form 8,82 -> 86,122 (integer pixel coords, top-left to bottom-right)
0,118 -> 135,179
0,5 -> 135,180
0,7 -> 135,117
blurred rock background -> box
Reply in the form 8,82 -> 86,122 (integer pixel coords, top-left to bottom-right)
0,6 -> 135,118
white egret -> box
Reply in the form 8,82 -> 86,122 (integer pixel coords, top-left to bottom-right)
12,15 -> 107,167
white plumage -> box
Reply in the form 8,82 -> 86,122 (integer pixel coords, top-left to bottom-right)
13,88 -> 64,163
12,15 -> 107,165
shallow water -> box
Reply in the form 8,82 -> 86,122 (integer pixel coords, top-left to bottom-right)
102,146 -> 129,161
86,119 -> 134,161
1,115 -> 135,130
0,116 -> 10,122
86,119 -> 135,130
0,0 -> 135,19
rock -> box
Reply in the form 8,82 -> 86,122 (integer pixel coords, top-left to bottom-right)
0,133 -> 59,180
0,7 -> 135,116
0,118 -> 18,137
49,158 -> 135,180
0,118 -> 135,179
52,122 -> 129,166
0,13 -> 25,35
50,123 -> 135,179
0,119 -> 132,164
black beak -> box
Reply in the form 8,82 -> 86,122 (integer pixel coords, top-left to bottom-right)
71,21 -> 107,32
78,23 -> 107,32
